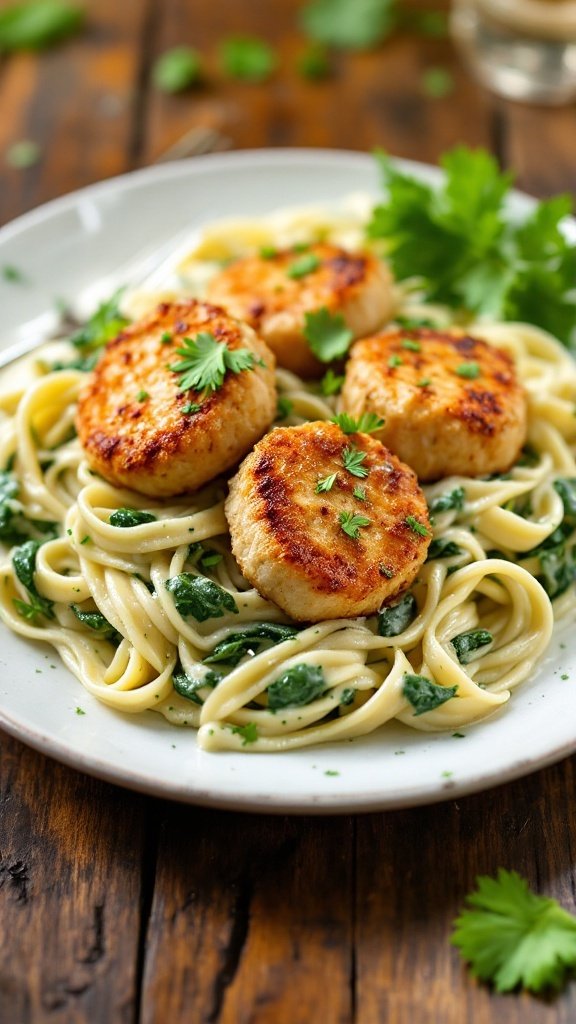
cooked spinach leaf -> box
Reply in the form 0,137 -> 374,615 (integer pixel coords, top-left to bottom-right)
267,663 -> 326,710
204,622 -> 299,667
427,537 -> 463,560
166,573 -> 238,622
451,629 -> 493,664
377,592 -> 416,637
12,539 -> 54,620
402,673 -> 458,716
109,507 -> 157,528
428,486 -> 465,516
71,604 -> 120,641
172,666 -> 221,705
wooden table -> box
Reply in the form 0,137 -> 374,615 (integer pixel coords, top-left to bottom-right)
1,2 -> 576,1021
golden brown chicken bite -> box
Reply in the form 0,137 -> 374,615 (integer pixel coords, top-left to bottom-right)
225,421 -> 430,622
340,328 -> 527,481
206,242 -> 394,378
76,299 -> 276,497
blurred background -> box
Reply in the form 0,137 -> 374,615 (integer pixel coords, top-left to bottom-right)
0,0 -> 575,231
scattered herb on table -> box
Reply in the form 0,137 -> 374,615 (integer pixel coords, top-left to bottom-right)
152,46 -> 202,93
452,869 -> 576,993
219,35 -> 276,82
300,0 -> 396,49
0,1 -> 84,52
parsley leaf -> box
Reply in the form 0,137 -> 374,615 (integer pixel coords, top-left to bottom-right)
287,252 -> 320,279
219,35 -> 276,82
339,511 -> 371,539
402,672 -> 457,715
169,332 -> 260,393
267,663 -> 326,710
0,1 -> 84,52
404,515 -> 430,537
152,46 -> 202,93
300,0 -> 396,49
230,722 -> 259,745
456,361 -> 480,379
303,307 -> 353,363
166,573 -> 238,622
341,445 -> 369,478
320,369 -> 345,395
367,146 -> 576,346
109,508 -> 157,528
315,473 -> 337,493
452,869 -> 576,993
332,411 -> 385,434
71,290 -> 128,351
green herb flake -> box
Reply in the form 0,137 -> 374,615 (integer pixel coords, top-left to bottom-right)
339,510 -> 372,540
324,769 -> 340,776
404,515 -> 430,537
182,401 -> 201,415
341,445 -> 369,478
297,42 -> 330,79
320,369 -> 345,395
2,264 -> 27,284
332,411 -> 384,435
268,663 -> 325,710
161,331 -> 172,344
417,377 -> 431,387
12,539 -> 54,621
303,307 -> 353,363
401,338 -> 422,352
287,252 -> 321,279
0,1 -> 84,52
75,706 -> 86,715
6,139 -> 40,169
402,672 -> 457,716
315,473 -> 337,494
456,361 -> 481,379
377,592 -> 416,636
300,0 -> 396,49
109,508 -> 157,528
451,629 -> 493,664
422,67 -> 454,99
166,572 -> 238,622
388,354 -> 403,368
353,485 -> 366,501
152,46 -> 202,93
136,389 -> 149,402
169,331 -> 261,393
219,35 -> 276,82
260,245 -> 277,260
230,722 -> 259,745
379,563 -> 395,579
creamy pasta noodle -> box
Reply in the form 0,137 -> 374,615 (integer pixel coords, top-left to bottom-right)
0,199 -> 574,752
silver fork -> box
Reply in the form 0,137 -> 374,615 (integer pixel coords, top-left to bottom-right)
0,125 -> 232,370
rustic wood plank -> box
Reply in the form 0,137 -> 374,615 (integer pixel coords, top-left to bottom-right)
142,0 -> 494,164
355,757 -> 576,1024
498,100 -> 576,198
0,0 -> 152,227
0,732 -> 147,1023
141,807 -> 354,1024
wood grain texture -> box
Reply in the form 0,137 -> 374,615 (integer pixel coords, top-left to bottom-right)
0,734 -> 147,1023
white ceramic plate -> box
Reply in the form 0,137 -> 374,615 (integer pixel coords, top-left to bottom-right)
0,149 -> 574,813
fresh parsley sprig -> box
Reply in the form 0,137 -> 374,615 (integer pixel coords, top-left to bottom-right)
339,511 -> 371,539
303,308 -> 353,363
341,445 -> 369,478
169,332 -> 262,393
332,411 -> 385,434
452,869 -> 576,993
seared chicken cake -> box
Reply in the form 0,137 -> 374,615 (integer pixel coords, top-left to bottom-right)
206,242 -> 394,378
76,299 -> 276,498
225,421 -> 430,622
340,328 -> 527,481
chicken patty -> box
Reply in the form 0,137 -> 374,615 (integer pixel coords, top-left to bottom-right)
340,328 -> 527,481
225,421 -> 431,622
206,242 -> 394,378
76,299 -> 276,497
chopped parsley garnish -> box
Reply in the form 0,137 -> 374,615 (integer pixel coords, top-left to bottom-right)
401,338 -> 422,352
161,331 -> 172,344
204,623 -> 299,668
428,487 -> 466,515
166,573 -> 239,622
182,401 -> 201,415
287,252 -> 321,279
230,722 -> 259,744
340,687 -> 355,706
402,672 -> 457,715
452,869 -> 576,993
341,445 -> 369,478
404,515 -> 430,537
136,389 -> 149,402
297,41 -> 330,79
260,245 -> 277,260
456,361 -> 480,379
71,290 -> 128,351
377,593 -> 416,636
2,264 -> 26,283
451,629 -> 493,664
320,369 -> 345,395
109,508 -> 157,528
388,354 -> 403,368
332,411 -> 384,434
353,485 -> 366,501
267,663 -> 325,710
315,473 -> 337,494
417,377 -> 431,387
339,511 -> 372,539
219,35 -> 276,82
367,146 -> 576,346
300,0 -> 396,49
152,46 -> 202,93
303,307 -> 353,362
169,331 -> 261,393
